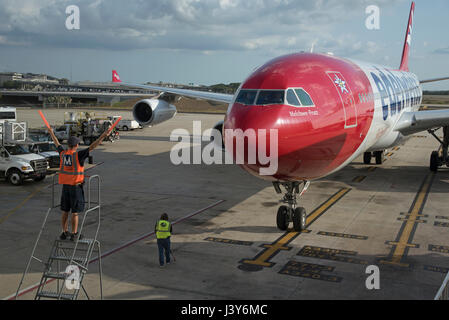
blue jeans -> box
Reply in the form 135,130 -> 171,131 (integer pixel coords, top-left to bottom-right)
157,238 -> 171,266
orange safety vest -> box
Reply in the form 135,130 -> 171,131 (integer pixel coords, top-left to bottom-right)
59,149 -> 85,185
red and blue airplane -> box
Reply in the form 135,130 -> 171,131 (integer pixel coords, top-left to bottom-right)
114,2 -> 449,231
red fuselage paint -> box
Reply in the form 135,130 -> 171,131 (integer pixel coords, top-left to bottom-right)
224,52 -> 420,182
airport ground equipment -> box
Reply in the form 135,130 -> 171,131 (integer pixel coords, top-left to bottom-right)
54,123 -> 81,142
109,116 -> 140,131
0,106 -> 17,123
0,121 -> 48,185
15,175 -> 103,300
28,128 -> 52,143
55,119 -> 116,145
0,120 -> 26,144
26,141 -> 60,168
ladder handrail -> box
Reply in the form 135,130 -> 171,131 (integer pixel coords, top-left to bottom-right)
87,175 -> 101,245
434,271 -> 449,300
15,207 -> 53,299
16,173 -> 103,300
68,175 -> 101,266
51,174 -> 59,209
58,175 -> 101,300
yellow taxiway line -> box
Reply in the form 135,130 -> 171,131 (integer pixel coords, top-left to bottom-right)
0,187 -> 44,225
240,188 -> 351,268
380,173 -> 434,268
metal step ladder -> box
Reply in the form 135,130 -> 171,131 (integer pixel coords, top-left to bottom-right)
15,174 -> 103,300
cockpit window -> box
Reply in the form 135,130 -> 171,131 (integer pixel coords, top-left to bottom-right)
235,90 -> 257,105
256,90 -> 285,105
235,88 -> 314,107
295,89 -> 314,106
286,89 -> 301,106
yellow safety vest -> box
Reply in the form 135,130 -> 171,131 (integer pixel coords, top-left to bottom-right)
156,220 -> 171,239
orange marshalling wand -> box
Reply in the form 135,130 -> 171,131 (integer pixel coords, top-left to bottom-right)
108,116 -> 122,134
38,110 -> 51,130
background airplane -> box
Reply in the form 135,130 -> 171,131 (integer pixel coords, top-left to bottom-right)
115,2 -> 449,232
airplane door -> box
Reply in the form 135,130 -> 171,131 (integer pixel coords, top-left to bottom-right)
327,71 -> 357,128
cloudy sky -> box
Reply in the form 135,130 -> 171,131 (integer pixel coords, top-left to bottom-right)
0,0 -> 448,89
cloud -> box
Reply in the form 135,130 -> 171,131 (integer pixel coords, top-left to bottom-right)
0,0 -> 404,55
433,47 -> 449,55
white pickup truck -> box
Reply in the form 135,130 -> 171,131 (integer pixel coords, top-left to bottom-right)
26,141 -> 60,168
0,111 -> 49,185
0,144 -> 48,185
111,117 -> 141,131
54,123 -> 80,142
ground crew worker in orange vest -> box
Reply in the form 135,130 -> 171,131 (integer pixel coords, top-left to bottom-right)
155,213 -> 173,267
47,128 -> 110,241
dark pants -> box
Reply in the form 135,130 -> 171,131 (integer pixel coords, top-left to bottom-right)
157,238 -> 171,266
61,184 -> 85,213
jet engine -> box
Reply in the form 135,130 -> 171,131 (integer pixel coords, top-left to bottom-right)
132,99 -> 177,127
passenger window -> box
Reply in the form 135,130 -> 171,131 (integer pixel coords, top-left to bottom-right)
235,90 -> 257,105
256,90 -> 285,105
295,89 -> 314,106
286,89 -> 301,106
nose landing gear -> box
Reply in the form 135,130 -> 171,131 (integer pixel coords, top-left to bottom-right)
363,150 -> 385,165
273,181 -> 309,232
428,126 -> 449,172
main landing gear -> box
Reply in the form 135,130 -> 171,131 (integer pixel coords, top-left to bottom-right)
428,126 -> 449,172
363,150 -> 385,165
273,181 -> 309,232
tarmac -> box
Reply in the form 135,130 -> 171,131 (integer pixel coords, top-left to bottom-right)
1,108 -> 449,300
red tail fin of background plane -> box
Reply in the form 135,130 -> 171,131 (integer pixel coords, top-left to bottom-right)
399,2 -> 415,72
112,70 -> 121,83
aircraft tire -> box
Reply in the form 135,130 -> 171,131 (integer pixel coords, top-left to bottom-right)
276,206 -> 289,231
430,151 -> 439,172
374,151 -> 384,165
363,152 -> 372,164
292,207 -> 307,232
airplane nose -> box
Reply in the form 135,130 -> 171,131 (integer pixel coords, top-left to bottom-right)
225,104 -> 281,133
223,104 -> 285,178
223,103 -> 348,181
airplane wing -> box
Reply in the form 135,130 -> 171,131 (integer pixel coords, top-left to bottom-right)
420,76 -> 449,84
120,82 -> 234,104
394,109 -> 449,135
112,70 -> 234,104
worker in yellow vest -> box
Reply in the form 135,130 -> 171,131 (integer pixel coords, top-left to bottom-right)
155,213 -> 173,267
47,128 -> 110,241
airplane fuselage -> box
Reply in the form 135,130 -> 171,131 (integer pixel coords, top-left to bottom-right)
223,52 -> 422,181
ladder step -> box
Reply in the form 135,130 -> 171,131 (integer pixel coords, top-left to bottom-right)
37,291 -> 76,300
49,255 -> 87,263
56,246 -> 91,251
43,272 -> 68,280
56,238 -> 94,244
